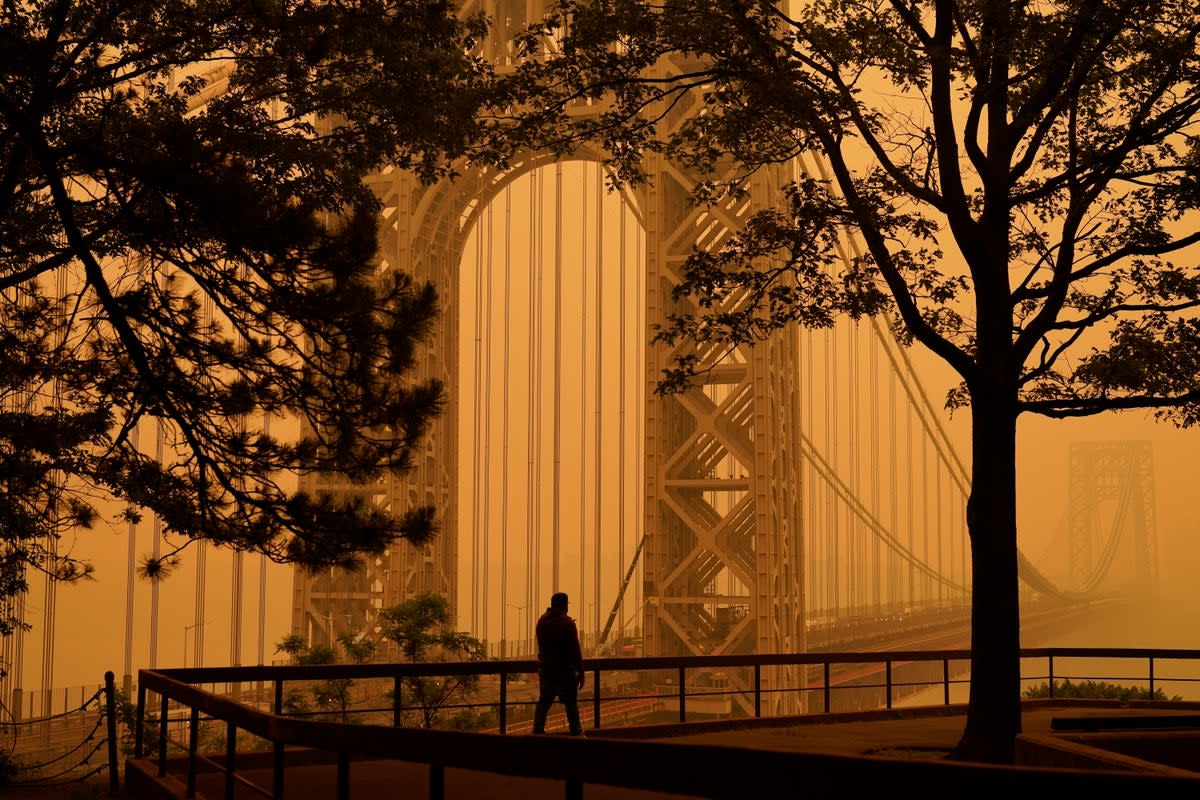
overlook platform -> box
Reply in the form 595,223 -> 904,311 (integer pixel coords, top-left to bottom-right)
125,700 -> 1200,799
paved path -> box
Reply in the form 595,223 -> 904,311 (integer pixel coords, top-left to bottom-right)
126,704 -> 1200,799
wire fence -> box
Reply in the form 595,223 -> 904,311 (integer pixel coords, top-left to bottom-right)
0,672 -> 120,792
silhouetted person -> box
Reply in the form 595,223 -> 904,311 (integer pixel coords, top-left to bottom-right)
532,591 -> 584,735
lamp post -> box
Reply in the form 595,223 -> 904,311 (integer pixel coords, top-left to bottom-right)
183,621 -> 206,668
507,604 -> 528,656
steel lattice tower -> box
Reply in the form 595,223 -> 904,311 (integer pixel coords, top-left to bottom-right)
291,1 -> 805,702
1067,440 -> 1157,598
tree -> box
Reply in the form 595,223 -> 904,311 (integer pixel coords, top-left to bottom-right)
498,0 -> 1200,763
0,1 -> 504,638
275,632 -> 377,720
377,592 -> 488,729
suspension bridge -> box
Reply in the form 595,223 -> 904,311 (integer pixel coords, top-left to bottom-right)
0,0 -> 1160,732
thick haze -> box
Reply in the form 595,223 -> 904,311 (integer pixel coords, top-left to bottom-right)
15,162 -> 1200,694
27,327 -> 1200,694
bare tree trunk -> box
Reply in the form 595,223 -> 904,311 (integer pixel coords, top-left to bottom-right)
951,387 -> 1022,763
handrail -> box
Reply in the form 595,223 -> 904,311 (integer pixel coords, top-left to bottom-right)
144,646 -> 1200,685
134,647 -> 1200,799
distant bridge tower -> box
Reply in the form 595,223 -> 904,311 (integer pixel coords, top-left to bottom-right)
1067,440 -> 1157,598
290,0 -> 806,708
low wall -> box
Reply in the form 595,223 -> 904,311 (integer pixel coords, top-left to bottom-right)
1017,730 -> 1200,775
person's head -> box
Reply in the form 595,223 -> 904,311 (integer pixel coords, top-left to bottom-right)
550,592 -> 569,610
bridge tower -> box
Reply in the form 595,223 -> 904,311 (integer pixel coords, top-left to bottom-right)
1067,440 -> 1157,598
290,0 -> 806,708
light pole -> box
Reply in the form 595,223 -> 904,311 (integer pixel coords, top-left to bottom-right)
507,604 -> 528,656
183,621 -> 207,668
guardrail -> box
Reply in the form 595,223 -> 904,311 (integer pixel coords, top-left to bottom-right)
133,647 -> 1200,799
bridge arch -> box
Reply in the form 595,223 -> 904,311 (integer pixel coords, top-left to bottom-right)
290,0 -> 977,719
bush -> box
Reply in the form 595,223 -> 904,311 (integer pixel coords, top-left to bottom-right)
0,749 -> 23,788
1023,679 -> 1182,702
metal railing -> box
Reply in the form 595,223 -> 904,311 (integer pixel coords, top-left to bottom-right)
133,647 -> 1200,799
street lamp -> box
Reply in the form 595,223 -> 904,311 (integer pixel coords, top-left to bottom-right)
183,621 -> 207,668
507,604 -> 529,656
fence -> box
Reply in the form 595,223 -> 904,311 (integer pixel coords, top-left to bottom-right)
1,671 -> 121,793
131,647 -> 1200,799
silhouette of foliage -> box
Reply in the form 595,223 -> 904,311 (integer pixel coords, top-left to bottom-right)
0,0 -> 508,646
109,687 -> 156,759
496,0 -> 1200,764
377,592 -> 488,729
1023,679 -> 1182,703
275,632 -> 376,721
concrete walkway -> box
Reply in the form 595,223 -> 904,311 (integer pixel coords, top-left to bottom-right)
124,703 -> 1200,799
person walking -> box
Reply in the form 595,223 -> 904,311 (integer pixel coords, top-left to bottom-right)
532,591 -> 585,735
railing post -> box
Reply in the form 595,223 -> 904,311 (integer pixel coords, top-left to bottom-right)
885,660 -> 893,709
225,720 -> 237,799
135,683 -> 146,758
677,667 -> 686,723
1048,655 -> 1055,699
273,679 -> 285,800
1149,656 -> 1156,699
592,670 -> 601,730
942,659 -> 950,706
187,707 -> 199,798
104,671 -> 120,793
393,677 -> 403,727
822,663 -> 831,713
499,672 -> 507,734
158,693 -> 169,777
429,763 -> 444,800
753,665 -> 761,718
337,751 -> 350,800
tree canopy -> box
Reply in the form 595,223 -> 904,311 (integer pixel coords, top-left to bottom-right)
378,592 -> 487,728
0,0 -> 502,636
497,0 -> 1200,763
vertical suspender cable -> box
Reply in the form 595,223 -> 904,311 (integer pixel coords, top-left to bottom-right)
869,328 -> 881,613
921,431 -> 930,605
41,266 -> 69,710
257,553 -> 266,664
528,169 -> 543,651
194,540 -> 207,667
634,219 -> 645,627
231,519 -> 244,664
7,284 -> 28,708
805,330 -> 819,613
471,214 -> 485,634
936,459 -> 944,602
231,295 -> 246,665
123,424 -> 139,691
553,163 -> 563,590
827,330 -> 839,617
848,321 -> 858,614
593,163 -> 603,640
195,292 -> 214,670
481,203 -> 494,646
150,421 -> 163,668
500,186 -> 512,652
960,492 -> 968,602
888,368 -> 898,607
257,413 -> 271,665
906,404 -> 915,607
617,177 -> 627,643
579,165 -> 589,617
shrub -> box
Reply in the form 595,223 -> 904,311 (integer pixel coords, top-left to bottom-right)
1023,679 -> 1182,702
